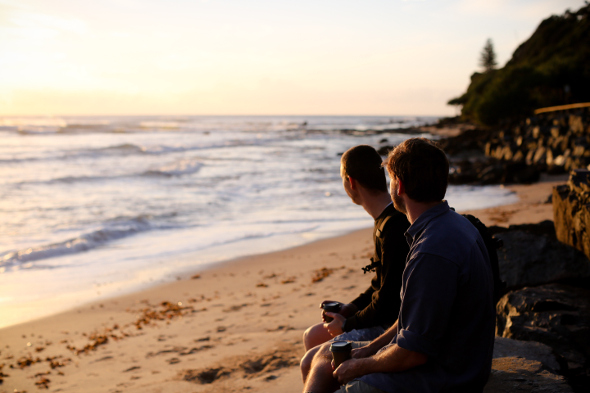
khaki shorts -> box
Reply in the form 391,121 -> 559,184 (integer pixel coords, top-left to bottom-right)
334,380 -> 387,393
349,341 -> 371,349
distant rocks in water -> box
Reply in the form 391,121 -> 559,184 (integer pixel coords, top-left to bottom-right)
553,169 -> 590,261
336,127 -> 423,136
376,145 -> 393,156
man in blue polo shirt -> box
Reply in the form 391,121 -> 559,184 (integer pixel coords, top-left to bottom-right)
302,137 -> 495,393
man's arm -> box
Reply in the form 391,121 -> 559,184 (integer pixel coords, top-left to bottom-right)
348,281 -> 376,314
352,320 -> 398,359
333,342 -> 427,385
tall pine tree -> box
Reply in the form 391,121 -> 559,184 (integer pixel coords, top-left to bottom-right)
479,38 -> 497,72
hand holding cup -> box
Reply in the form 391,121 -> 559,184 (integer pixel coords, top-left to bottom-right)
321,301 -> 342,322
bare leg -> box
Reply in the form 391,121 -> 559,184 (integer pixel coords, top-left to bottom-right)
301,345 -> 321,382
303,322 -> 334,351
302,342 -> 340,393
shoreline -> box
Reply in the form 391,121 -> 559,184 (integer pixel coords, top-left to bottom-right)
0,182 -> 520,331
0,175 -> 569,393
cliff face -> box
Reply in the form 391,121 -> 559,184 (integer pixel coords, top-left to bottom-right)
451,4 -> 590,126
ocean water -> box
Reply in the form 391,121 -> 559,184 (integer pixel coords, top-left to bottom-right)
0,115 -> 518,328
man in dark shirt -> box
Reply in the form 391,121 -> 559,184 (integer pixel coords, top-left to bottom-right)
303,138 -> 495,393
300,145 -> 410,381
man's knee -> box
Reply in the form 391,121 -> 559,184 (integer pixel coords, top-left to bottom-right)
301,342 -> 332,373
303,322 -> 330,350
300,347 -> 317,380
312,342 -> 334,373
302,324 -> 313,346
302,342 -> 330,368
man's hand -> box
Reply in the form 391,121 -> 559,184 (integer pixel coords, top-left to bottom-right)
323,312 -> 345,336
320,300 -> 341,322
333,358 -> 366,385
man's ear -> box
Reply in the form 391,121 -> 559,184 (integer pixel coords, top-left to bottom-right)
348,176 -> 358,190
396,178 -> 406,195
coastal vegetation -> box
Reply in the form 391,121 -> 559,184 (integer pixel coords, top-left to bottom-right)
449,3 -> 590,126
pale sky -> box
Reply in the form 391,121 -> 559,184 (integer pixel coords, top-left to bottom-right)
0,0 -> 585,116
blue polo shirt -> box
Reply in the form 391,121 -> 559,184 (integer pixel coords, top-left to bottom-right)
358,201 -> 495,393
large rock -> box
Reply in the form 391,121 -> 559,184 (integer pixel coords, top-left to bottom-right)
489,222 -> 590,290
493,336 -> 561,372
553,169 -> 590,261
485,357 -> 572,393
495,284 -> 590,390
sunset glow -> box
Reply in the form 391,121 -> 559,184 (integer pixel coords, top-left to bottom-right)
0,0 -> 585,116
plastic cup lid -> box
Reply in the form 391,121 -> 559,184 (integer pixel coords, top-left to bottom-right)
330,341 -> 352,352
323,302 -> 340,311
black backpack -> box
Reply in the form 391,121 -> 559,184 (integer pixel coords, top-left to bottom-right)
367,210 -> 506,303
462,214 -> 506,304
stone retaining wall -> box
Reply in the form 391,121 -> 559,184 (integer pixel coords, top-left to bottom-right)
485,108 -> 590,173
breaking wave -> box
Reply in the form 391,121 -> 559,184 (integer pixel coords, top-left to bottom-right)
0,216 -> 155,270
143,159 -> 203,177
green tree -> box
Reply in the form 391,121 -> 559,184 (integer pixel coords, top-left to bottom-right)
479,38 -> 498,72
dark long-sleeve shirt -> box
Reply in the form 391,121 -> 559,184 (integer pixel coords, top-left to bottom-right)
344,203 -> 410,332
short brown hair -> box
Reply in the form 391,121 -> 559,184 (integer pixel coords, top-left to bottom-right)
385,138 -> 449,202
341,145 -> 387,193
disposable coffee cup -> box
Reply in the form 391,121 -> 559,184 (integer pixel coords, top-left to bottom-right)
330,341 -> 352,368
322,302 -> 341,322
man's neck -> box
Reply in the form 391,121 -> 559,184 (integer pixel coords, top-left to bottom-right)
405,200 -> 443,224
362,192 -> 393,220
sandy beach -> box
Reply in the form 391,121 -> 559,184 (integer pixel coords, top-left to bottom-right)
0,174 -> 568,393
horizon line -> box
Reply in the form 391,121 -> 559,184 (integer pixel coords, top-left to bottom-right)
0,113 -> 448,118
